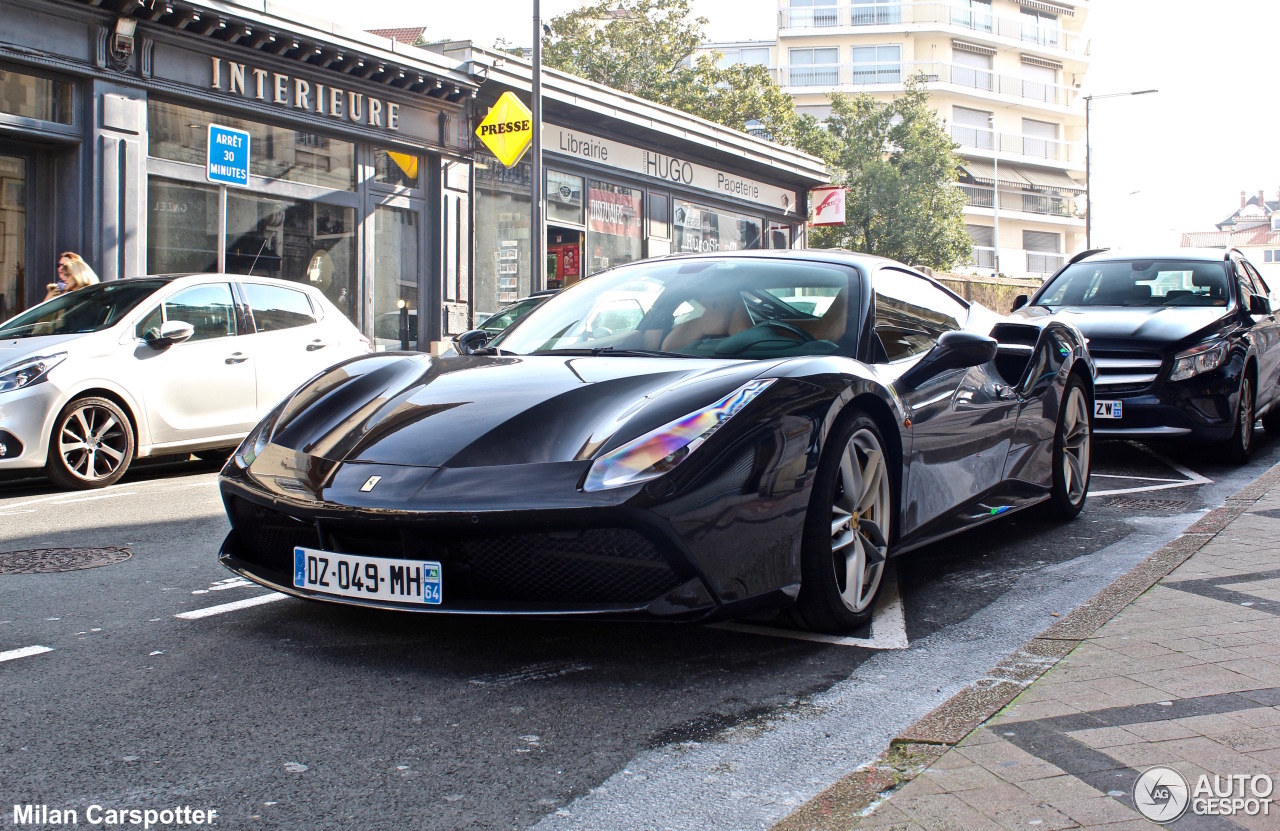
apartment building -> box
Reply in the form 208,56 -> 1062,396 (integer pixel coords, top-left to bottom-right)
707,0 -> 1091,279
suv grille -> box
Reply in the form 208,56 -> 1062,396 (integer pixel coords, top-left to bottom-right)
1091,350 -> 1164,393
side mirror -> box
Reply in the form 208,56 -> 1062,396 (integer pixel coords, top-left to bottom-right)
453,329 -> 490,355
1249,294 -> 1272,316
898,330 -> 999,392
144,320 -> 194,350
1010,294 -> 1029,312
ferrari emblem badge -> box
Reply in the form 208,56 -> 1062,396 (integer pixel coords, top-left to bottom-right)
360,475 -> 382,492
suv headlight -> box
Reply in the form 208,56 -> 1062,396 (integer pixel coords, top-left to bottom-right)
1169,340 -> 1231,382
583,379 -> 775,492
0,353 -> 67,394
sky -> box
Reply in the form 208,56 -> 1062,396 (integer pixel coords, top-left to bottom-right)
295,0 -> 1280,249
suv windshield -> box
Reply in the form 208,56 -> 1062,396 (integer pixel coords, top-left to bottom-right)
0,280 -> 169,338
492,258 -> 856,359
1036,260 -> 1231,308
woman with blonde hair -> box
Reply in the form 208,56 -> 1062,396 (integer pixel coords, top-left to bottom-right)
44,252 -> 99,302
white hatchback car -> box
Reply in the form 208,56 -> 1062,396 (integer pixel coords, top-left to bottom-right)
0,274 -> 370,489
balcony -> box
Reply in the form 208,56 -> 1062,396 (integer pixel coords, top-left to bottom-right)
778,61 -> 1080,107
958,183 -> 1078,219
778,2 -> 1089,57
964,246 -> 1065,277
950,125 -> 1077,164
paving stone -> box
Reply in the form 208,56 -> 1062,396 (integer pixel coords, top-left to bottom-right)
1046,796 -> 1139,826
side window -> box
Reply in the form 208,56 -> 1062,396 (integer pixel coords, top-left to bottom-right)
163,283 -> 236,342
1234,260 -> 1258,311
1244,260 -> 1272,298
134,305 -> 162,340
871,268 -> 967,362
242,283 -> 318,333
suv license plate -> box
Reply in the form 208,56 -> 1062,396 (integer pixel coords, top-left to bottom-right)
293,547 -> 442,605
1095,400 -> 1122,419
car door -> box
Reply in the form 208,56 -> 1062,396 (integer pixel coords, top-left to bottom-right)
133,281 -> 257,445
1241,259 -> 1280,409
870,267 -> 1020,535
237,281 -> 337,413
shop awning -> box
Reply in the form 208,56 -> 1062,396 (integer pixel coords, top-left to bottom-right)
1018,168 -> 1085,191
1013,0 -> 1075,16
959,160 -> 1030,187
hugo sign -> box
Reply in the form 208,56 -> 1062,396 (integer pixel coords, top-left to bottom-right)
810,186 -> 846,226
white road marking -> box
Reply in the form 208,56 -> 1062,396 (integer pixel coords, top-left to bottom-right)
51,491 -> 138,504
208,578 -> 253,592
0,645 -> 53,663
0,477 -> 217,513
709,569 -> 909,650
174,593 -> 288,620
0,509 -> 37,517
1090,441 -> 1212,497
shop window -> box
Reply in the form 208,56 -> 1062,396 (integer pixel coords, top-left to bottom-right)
373,147 -> 419,189
587,180 -> 643,275
649,192 -> 670,240
474,151 -> 532,316
0,154 -> 26,318
372,205 -> 419,350
242,283 -> 318,332
224,191 -> 357,322
768,222 -> 792,249
547,170 -> 585,226
0,67 -> 73,124
673,200 -> 763,253
148,100 -> 355,191
147,178 -> 220,275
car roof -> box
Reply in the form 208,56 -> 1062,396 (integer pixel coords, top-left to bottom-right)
654,248 -> 913,271
1074,248 -> 1233,264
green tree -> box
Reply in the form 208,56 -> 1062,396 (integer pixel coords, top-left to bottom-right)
802,76 -> 970,271
541,0 -> 797,142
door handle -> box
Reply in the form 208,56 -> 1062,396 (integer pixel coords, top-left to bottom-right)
306,341 -> 328,352
226,352 -> 249,364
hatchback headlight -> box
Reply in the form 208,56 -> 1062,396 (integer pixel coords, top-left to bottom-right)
0,353 -> 67,394
1169,340 -> 1230,382
582,379 -> 775,492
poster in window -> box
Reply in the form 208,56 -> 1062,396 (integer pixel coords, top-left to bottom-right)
314,202 -> 352,240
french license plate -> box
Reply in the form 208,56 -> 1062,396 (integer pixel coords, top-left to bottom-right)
293,547 -> 441,605
1095,399 -> 1123,419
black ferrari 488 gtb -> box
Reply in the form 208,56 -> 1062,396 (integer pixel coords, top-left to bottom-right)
219,251 -> 1094,632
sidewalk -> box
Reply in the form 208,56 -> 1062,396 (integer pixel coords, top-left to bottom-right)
775,464 -> 1280,831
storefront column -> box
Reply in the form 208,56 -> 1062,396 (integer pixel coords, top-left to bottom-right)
91,80 -> 146,280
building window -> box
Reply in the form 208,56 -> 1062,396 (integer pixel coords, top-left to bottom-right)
587,179 -> 643,275
951,0 -> 993,33
1021,9 -> 1060,48
716,47 -> 771,68
952,106 -> 993,149
1020,63 -> 1058,104
0,66 -> 73,124
851,45 -> 902,85
788,47 -> 839,87
149,100 -> 356,191
952,50 -> 993,91
372,206 -> 419,350
474,151 -> 532,314
672,200 -> 762,254
546,170 -> 585,226
1021,118 -> 1059,159
787,0 -> 838,28
147,178 -> 221,275
373,147 -> 420,189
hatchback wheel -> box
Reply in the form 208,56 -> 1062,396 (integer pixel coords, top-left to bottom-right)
792,411 -> 893,633
46,397 -> 135,489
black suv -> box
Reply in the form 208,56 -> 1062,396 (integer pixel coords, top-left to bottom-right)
1011,248 -> 1280,462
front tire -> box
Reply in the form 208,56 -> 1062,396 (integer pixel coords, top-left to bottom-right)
46,396 -> 135,490
792,411 -> 894,633
1222,374 -> 1255,464
1045,376 -> 1091,519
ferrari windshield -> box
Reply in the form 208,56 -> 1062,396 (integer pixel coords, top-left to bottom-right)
1036,260 -> 1231,308
491,258 -> 857,359
0,280 -> 168,338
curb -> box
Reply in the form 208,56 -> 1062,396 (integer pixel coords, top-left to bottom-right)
771,460 -> 1280,831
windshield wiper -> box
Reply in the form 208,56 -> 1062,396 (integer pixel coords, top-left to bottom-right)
531,347 -> 689,358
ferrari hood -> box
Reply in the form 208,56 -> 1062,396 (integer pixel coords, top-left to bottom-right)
267,353 -> 778,468
1012,305 -> 1229,345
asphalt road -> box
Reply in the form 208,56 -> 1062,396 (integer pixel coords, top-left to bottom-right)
1,432 -> 1278,831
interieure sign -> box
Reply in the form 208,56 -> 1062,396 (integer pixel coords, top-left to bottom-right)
210,56 -> 400,131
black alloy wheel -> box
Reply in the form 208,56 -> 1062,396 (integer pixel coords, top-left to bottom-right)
46,396 -> 135,490
1224,374 -> 1255,464
791,410 -> 893,633
1044,376 -> 1092,519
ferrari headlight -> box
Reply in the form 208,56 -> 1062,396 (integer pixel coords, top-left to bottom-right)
233,413 -> 275,469
582,379 -> 775,492
0,353 -> 66,394
1169,340 -> 1230,382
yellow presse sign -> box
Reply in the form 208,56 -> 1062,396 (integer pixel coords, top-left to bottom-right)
475,91 -> 534,168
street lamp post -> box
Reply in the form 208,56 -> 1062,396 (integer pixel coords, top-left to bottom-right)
531,0 -> 544,292
989,115 -> 1000,277
1084,89 -> 1157,249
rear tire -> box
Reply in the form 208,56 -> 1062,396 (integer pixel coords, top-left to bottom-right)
46,396 -> 135,490
1045,376 -> 1091,519
791,411 -> 894,633
1222,374 -> 1255,464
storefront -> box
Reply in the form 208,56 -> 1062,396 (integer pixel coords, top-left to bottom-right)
439,43 -> 829,326
0,0 -> 480,348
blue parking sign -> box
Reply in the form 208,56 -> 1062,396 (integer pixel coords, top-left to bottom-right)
207,124 -> 250,187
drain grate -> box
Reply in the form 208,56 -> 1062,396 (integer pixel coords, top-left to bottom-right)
0,547 -> 132,574
1100,496 -> 1193,512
